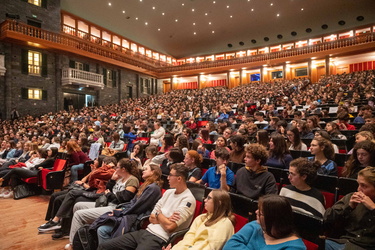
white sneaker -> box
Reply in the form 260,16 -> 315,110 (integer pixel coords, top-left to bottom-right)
3,190 -> 13,199
64,243 -> 72,250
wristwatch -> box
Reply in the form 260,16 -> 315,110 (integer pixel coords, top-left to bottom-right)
155,212 -> 159,218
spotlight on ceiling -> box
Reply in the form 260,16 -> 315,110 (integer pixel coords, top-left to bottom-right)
264,37 -> 269,41
306,28 -> 312,33
291,31 -> 297,36
239,41 -> 244,46
338,20 -> 346,25
321,24 -> 328,29
277,34 -> 283,39
227,43 -> 233,48
356,16 -> 364,21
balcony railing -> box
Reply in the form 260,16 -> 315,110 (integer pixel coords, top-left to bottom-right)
1,20 -> 374,75
62,68 -> 104,88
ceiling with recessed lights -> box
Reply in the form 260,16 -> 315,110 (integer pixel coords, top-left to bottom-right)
61,0 -> 375,58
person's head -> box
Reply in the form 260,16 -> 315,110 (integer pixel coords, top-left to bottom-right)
204,189 -> 234,227
256,194 -> 295,239
163,134 -> 175,148
306,116 -> 320,129
214,147 -> 230,166
269,133 -> 289,158
254,111 -> 265,121
256,129 -> 269,148
138,163 -> 162,195
154,121 -> 161,129
132,143 -> 144,158
112,132 -> 120,142
297,120 -> 310,133
168,163 -> 189,188
38,148 -> 49,159
355,131 -> 374,143
102,156 -> 117,167
48,147 -> 59,158
244,143 -> 269,167
145,145 -> 158,159
229,135 -> 245,152
223,127 -> 233,139
8,140 -> 16,149
288,158 -> 320,187
116,158 -> 139,178
23,141 -> 32,151
175,135 -> 188,150
215,136 -> 227,148
183,128 -> 192,138
338,111 -> 350,123
199,129 -> 210,141
314,130 -> 331,141
310,137 -> 335,160
357,167 -> 375,201
286,126 -> 301,147
66,140 -> 81,153
325,122 -> 339,133
184,150 -> 203,168
353,140 -> 375,166
168,147 -> 184,163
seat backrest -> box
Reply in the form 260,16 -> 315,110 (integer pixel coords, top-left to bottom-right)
229,192 -> 258,222
293,210 -> 324,246
228,162 -> 245,175
187,181 -> 207,202
337,177 -> 358,198
234,214 -> 248,233
302,239 -> 319,250
321,191 -> 335,209
312,174 -> 338,193
53,159 -> 67,171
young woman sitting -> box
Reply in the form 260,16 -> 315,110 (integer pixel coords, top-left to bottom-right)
265,133 -> 293,169
210,136 -> 231,160
343,140 -> 375,179
184,150 -> 203,182
308,137 -> 337,176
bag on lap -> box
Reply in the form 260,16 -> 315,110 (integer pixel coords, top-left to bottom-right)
72,225 -> 98,250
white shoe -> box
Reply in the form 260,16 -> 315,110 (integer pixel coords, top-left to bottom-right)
3,190 -> 13,199
64,243 -> 72,250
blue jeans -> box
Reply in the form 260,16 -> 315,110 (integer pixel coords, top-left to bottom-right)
97,223 -> 114,245
70,163 -> 84,183
325,239 -> 345,250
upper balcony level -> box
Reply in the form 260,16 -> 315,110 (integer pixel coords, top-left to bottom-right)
1,19 -> 375,78
62,68 -> 104,89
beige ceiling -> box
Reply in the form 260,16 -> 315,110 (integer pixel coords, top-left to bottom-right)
61,0 -> 375,58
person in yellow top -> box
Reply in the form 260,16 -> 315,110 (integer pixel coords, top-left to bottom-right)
165,189 -> 235,250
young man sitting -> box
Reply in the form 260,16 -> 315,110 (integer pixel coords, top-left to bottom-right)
231,144 -> 278,199
98,163 -> 196,250
196,148 -> 234,191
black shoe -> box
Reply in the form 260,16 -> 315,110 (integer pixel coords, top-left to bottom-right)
52,230 -> 69,240
38,220 -> 61,232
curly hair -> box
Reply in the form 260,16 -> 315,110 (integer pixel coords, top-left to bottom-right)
245,143 -> 269,166
312,137 -> 335,160
290,158 -> 320,186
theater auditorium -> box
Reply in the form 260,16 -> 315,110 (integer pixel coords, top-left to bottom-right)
1,0 -> 375,249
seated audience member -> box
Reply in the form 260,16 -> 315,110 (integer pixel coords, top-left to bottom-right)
306,115 -> 322,131
195,129 -> 212,144
182,128 -> 194,144
37,157 -> 119,235
343,140 -> 375,179
325,122 -> 347,140
280,158 -> 326,217
265,133 -> 293,169
192,140 -> 210,158
150,121 -> 166,146
174,135 -> 189,155
256,129 -> 269,149
286,126 -> 307,151
197,148 -> 234,191
210,136 -> 231,159
142,145 -> 158,170
68,163 -> 163,248
184,150 -> 203,182
324,167 -> 375,250
337,111 -> 356,130
66,140 -> 91,183
0,148 -> 57,198
167,189 -> 235,250
170,120 -> 184,136
159,134 -> 174,153
122,124 -> 137,152
229,135 -> 246,163
184,117 -> 197,132
97,163 -> 196,250
104,132 -> 125,156
231,144 -> 277,199
160,147 -> 184,175
347,131 -> 374,154
308,137 -> 337,176
314,130 -> 339,154
206,121 -> 218,135
253,112 -> 268,125
297,120 -> 315,139
129,142 -> 144,170
222,127 -> 233,142
353,105 -> 373,124
223,194 -> 306,250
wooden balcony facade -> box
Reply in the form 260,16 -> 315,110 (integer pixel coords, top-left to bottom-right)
1,19 -> 375,79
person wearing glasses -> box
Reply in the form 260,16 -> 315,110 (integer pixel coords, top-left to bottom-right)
165,189 -> 235,250
224,194 -> 305,249
324,167 -> 375,250
286,126 -> 307,151
280,158 -> 326,218
97,163 -> 196,250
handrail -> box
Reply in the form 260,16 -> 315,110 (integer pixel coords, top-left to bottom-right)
62,68 -> 104,87
1,20 -> 374,75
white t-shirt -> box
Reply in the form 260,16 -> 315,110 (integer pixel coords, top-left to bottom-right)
147,188 -> 196,241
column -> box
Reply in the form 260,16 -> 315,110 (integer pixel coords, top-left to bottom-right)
198,74 -> 201,89
239,69 -> 243,85
226,72 -> 230,88
283,63 -> 287,80
308,59 -> 312,79
325,56 -> 330,76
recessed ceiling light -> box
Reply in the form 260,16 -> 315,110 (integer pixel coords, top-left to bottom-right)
213,1 -> 216,3
135,17 -> 138,20
227,5 -> 230,8
270,3 -> 273,6
301,8 -> 304,11
108,2 -> 111,6
162,13 -> 165,15
230,15 -> 233,18
277,13 -> 280,17
145,22 -> 148,25
209,22 -> 212,25
152,6 -> 156,10
205,13 -> 208,16
194,32 -> 196,35
192,9 -> 195,12
212,31 -> 215,33
139,0 -> 142,2
251,9 -> 254,11
193,22 -> 196,25
182,3 -> 184,6
122,10 -> 125,13
158,28 -> 160,31
175,19 -> 178,22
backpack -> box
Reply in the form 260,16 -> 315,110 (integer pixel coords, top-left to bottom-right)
72,225 -> 98,250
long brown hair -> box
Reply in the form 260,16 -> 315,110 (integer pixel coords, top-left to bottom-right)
137,163 -> 162,196
204,189 -> 235,227
66,140 -> 82,153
